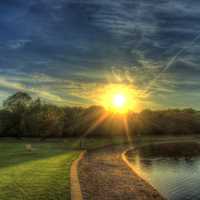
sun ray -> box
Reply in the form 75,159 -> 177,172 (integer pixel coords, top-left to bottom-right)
84,112 -> 109,136
122,115 -> 133,145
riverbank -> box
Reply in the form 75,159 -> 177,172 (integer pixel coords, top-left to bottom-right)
78,145 -> 165,200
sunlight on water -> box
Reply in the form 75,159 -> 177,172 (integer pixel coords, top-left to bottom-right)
128,142 -> 200,200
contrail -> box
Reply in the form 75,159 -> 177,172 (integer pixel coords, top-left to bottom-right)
144,32 -> 200,94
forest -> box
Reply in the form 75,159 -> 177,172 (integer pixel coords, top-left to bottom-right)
0,92 -> 200,139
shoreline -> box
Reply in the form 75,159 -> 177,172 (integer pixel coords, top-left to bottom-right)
121,147 -> 165,199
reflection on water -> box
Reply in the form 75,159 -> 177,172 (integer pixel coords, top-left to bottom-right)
127,142 -> 200,200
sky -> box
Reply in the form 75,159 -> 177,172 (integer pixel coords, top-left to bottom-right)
0,0 -> 200,110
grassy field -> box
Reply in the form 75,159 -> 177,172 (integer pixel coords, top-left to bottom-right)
0,139 -> 80,200
0,137 -> 124,200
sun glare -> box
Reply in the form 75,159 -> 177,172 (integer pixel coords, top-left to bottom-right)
113,94 -> 126,108
100,84 -> 137,113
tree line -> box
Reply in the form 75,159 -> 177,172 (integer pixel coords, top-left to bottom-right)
0,92 -> 200,139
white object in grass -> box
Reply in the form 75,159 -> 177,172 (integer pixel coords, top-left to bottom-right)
25,144 -> 33,152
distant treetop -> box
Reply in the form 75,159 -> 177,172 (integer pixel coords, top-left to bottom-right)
3,92 -> 32,110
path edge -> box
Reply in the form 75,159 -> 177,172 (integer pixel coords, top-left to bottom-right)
121,147 -> 136,176
70,150 -> 86,200
121,147 -> 165,199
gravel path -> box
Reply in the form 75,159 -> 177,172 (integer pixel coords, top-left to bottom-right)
78,145 -> 165,200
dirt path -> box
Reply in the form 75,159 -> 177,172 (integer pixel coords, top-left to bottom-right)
78,145 -> 164,200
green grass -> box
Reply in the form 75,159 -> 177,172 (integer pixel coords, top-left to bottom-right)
0,137 -> 125,200
0,140 -> 80,200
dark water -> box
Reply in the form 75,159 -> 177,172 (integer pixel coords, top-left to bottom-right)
127,142 -> 200,200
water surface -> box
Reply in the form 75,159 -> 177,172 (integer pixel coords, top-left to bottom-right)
127,142 -> 200,200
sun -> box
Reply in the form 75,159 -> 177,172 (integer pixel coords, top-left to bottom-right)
113,94 -> 126,108
111,92 -> 129,113
99,84 -> 137,113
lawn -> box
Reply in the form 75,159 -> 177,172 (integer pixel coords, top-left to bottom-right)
0,139 -> 80,200
0,137 -> 124,200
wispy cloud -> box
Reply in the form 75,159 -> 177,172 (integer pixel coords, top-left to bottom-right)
0,76 -> 66,103
9,39 -> 31,49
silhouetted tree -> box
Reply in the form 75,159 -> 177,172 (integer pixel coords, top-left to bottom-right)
2,92 -> 32,138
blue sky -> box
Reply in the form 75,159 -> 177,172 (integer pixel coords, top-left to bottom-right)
1,0 -> 200,109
